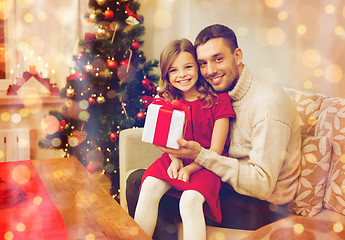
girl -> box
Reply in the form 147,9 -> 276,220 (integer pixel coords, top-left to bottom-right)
134,38 -> 235,240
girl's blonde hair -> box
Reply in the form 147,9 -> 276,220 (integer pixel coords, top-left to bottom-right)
157,38 -> 218,108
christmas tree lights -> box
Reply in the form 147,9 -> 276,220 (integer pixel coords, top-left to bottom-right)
39,0 -> 159,201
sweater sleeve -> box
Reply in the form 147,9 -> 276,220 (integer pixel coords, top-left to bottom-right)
195,117 -> 291,200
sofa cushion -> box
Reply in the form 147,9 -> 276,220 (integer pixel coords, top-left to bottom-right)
284,88 -> 326,137
290,136 -> 332,217
316,98 -> 345,215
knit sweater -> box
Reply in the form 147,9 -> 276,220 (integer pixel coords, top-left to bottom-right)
195,65 -> 301,205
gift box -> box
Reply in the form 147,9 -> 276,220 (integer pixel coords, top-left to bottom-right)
142,98 -> 190,149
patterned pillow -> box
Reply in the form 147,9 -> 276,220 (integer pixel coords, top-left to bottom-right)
290,136 -> 332,217
284,88 -> 326,137
316,98 -> 345,215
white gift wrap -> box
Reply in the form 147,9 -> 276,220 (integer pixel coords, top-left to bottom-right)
141,103 -> 186,149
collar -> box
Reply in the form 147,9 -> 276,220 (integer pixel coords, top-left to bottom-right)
228,65 -> 253,102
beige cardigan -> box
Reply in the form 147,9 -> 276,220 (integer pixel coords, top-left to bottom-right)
195,65 -> 302,205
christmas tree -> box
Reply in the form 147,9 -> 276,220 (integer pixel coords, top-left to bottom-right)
39,0 -> 159,201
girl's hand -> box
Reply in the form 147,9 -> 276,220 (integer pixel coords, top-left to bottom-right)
167,155 -> 183,179
177,166 -> 192,183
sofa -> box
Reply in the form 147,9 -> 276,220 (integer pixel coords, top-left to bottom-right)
119,87 -> 345,239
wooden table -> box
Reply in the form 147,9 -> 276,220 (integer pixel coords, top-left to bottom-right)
32,157 -> 151,240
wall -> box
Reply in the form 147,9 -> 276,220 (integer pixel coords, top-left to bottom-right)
2,0 -> 345,98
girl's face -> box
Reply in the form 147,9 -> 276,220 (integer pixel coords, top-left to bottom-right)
168,51 -> 199,99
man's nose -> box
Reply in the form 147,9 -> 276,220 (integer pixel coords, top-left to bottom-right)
206,62 -> 217,76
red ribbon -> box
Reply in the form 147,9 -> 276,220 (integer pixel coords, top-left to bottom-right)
151,98 -> 191,120
151,98 -> 190,147
126,6 -> 142,22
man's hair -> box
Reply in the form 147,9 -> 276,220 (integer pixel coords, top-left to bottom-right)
194,24 -> 238,52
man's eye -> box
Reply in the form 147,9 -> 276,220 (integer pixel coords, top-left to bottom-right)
199,62 -> 206,67
216,57 -> 223,62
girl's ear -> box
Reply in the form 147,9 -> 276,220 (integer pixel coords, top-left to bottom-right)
234,48 -> 243,65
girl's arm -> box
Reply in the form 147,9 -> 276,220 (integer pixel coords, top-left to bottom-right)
177,117 -> 230,182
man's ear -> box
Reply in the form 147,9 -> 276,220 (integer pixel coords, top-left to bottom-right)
234,48 -> 243,65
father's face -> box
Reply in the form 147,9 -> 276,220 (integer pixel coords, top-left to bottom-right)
196,38 -> 241,92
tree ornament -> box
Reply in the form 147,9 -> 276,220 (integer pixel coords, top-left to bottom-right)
104,8 -> 114,20
88,97 -> 96,104
131,41 -> 140,50
107,59 -> 118,70
66,86 -> 75,97
89,12 -> 96,23
125,5 -> 142,21
76,52 -> 83,61
109,132 -> 118,142
97,95 -> 105,104
84,32 -> 96,42
59,120 -> 66,132
136,111 -> 146,121
125,16 -> 139,26
95,21 -> 112,40
96,0 -> 106,6
142,78 -> 150,87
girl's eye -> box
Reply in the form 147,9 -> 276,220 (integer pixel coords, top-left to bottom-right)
169,69 -> 177,73
186,65 -> 193,69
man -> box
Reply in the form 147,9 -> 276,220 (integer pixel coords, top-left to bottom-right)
126,24 -> 301,239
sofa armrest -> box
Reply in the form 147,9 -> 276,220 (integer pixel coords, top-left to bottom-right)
119,128 -> 162,211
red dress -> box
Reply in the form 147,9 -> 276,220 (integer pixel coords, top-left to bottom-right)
141,92 -> 235,223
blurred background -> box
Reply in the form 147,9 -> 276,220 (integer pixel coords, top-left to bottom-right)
1,0 -> 345,98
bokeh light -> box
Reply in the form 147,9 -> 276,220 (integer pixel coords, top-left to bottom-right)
303,80 -> 313,89
41,115 -> 60,135
37,11 -> 47,21
4,231 -> 14,240
305,153 -> 317,163
51,137 -> 62,147
12,164 -> 31,184
266,27 -> 285,46
325,4 -> 335,14
19,108 -> 30,117
129,226 -> 139,236
153,9 -> 172,29
11,113 -> 22,123
237,26 -> 248,36
340,154 -> 345,164
79,111 -> 90,121
33,196 -> 43,206
68,137 -> 79,147
324,64 -> 343,83
278,11 -> 288,21
264,0 -> 283,8
335,26 -> 345,36
297,24 -> 307,35
1,112 -> 11,122
313,68 -> 323,78
85,233 -> 95,240
293,223 -> 304,235
23,13 -> 34,23
302,49 -> 321,69
79,100 -> 89,109
333,222 -> 344,233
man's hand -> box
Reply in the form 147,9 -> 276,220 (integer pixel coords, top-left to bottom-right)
156,138 -> 202,160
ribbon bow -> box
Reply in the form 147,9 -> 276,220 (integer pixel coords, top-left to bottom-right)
152,98 -> 191,120
125,6 -> 142,22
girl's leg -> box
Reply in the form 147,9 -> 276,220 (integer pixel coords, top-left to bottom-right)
134,176 -> 172,237
179,190 -> 206,240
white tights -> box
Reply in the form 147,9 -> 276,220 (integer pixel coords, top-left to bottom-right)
134,176 -> 206,240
